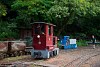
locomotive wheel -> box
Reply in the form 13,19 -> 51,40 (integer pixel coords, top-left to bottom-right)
55,50 -> 57,55
50,52 -> 53,57
53,50 -> 57,56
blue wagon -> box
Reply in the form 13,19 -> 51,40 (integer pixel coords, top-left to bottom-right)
60,36 -> 77,49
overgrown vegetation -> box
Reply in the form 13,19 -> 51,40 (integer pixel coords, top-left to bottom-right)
77,40 -> 87,46
0,0 -> 100,40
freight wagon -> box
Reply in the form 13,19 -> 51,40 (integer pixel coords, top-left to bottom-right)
0,41 -> 26,59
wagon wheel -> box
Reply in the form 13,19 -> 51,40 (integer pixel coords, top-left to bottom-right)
26,51 -> 31,55
16,51 -> 21,56
29,51 -> 31,55
19,51 -> 23,56
0,53 -> 4,59
21,51 -> 25,55
6,53 -> 9,58
25,52 -> 28,55
8,53 -> 12,57
14,51 -> 18,57
4,53 -> 7,58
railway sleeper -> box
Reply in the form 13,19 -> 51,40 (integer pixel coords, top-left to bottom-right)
0,50 -> 29,60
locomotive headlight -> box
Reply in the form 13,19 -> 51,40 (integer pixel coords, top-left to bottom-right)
37,35 -> 40,38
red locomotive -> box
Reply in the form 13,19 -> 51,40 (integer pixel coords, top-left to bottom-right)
31,22 -> 59,58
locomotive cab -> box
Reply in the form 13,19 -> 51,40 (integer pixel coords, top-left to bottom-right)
31,22 -> 59,58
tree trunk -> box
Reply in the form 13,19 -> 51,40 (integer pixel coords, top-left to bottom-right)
57,12 -> 75,36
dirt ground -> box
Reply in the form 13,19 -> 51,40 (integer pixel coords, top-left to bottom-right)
0,45 -> 100,67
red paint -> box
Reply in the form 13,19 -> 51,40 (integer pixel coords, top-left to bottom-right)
32,22 -> 55,50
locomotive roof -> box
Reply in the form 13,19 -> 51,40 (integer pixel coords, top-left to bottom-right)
31,22 -> 56,26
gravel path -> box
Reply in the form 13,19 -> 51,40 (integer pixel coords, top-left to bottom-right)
0,45 -> 100,67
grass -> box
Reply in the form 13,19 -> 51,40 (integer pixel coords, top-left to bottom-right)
0,56 -> 43,67
1,55 -> 28,63
77,40 -> 87,46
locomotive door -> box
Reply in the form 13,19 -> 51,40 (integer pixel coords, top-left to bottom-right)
33,23 -> 46,50
46,25 -> 54,50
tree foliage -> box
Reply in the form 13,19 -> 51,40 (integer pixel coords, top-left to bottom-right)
0,3 -> 7,17
11,0 -> 53,27
0,0 -> 100,40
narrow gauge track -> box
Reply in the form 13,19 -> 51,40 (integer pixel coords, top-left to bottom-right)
0,52 -> 31,60
64,49 -> 100,67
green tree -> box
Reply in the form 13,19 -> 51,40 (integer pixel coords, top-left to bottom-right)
47,0 -> 89,35
0,2 -> 7,17
11,0 -> 53,27
0,20 -> 18,40
0,0 -> 100,40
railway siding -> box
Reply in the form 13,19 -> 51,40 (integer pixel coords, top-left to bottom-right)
0,46 -> 100,67
65,49 -> 100,67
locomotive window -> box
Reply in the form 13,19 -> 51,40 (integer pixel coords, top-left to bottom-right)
48,26 -> 51,35
40,24 -> 45,34
34,24 -> 45,34
34,24 -> 40,34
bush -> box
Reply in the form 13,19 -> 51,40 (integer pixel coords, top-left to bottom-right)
70,33 -> 86,40
0,21 -> 18,40
77,40 -> 87,46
